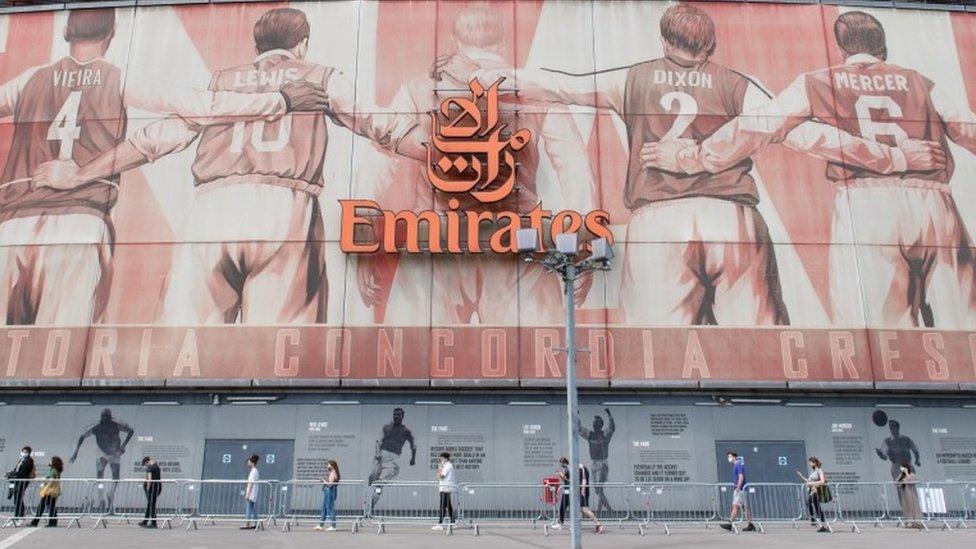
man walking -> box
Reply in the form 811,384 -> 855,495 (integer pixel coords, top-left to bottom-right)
5,446 -> 34,523
241,455 -> 260,530
432,452 -> 456,530
721,451 -> 755,532
139,456 -> 162,528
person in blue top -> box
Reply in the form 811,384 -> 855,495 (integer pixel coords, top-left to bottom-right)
720,451 -> 756,532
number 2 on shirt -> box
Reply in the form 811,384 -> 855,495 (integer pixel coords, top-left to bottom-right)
660,91 -> 698,141
47,90 -> 83,160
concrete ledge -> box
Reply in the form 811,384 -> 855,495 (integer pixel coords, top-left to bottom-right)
699,380 -> 788,390
340,378 -> 429,388
518,379 -> 565,388
610,379 -> 700,389
165,378 -> 253,388
874,381 -> 962,392
81,378 -> 165,388
429,378 -> 520,388
787,381 -> 875,391
958,383 -> 976,392
251,378 -> 340,388
0,378 -> 82,388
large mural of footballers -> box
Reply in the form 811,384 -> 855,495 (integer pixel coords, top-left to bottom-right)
0,1 -> 975,384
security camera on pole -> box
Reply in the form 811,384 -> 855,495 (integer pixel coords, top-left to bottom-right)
516,229 -> 613,549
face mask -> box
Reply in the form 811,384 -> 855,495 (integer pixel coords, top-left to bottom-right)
20,452 -> 28,458
727,456 -> 734,463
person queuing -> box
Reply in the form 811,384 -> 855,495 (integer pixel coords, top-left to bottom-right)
796,457 -> 830,532
315,460 -> 340,531
139,456 -> 162,528
720,451 -> 756,533
241,455 -> 261,530
552,457 -> 571,530
578,462 -> 604,534
5,446 -> 35,523
29,456 -> 63,528
432,452 -> 456,530
897,462 -> 923,529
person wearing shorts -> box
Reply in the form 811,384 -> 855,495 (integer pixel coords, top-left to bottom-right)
721,451 -> 755,532
579,463 -> 603,534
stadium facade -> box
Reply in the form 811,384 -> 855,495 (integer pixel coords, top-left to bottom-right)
0,0 -> 975,492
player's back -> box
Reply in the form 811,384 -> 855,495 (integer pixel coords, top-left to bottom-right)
403,54 -> 543,214
192,52 -> 332,193
621,57 -> 756,209
0,56 -> 125,222
805,59 -> 952,182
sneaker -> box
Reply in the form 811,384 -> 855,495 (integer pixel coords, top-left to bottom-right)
743,523 -> 756,532
551,523 -> 563,530
719,523 -> 733,532
239,525 -> 256,530
595,525 -> 604,534
326,526 -> 337,532
431,525 -> 444,530
314,525 -> 323,531
817,526 -> 830,533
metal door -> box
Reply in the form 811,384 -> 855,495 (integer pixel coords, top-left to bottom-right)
714,440 -> 807,521
196,439 -> 295,516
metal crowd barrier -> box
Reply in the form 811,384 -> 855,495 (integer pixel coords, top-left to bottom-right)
639,483 -> 720,534
181,479 -> 276,530
278,480 -> 368,532
2,478 -> 975,534
456,483 -> 553,533
89,479 -> 183,529
1,478 -> 89,528
713,483 -> 805,533
367,481 -> 452,533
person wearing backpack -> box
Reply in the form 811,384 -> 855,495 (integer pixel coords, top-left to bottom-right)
797,457 -> 830,533
29,456 -> 63,527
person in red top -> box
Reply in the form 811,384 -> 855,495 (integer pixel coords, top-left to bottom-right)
0,9 -> 325,326
357,2 -> 596,326
463,4 -> 939,327
38,8 -> 426,325
642,11 -> 973,329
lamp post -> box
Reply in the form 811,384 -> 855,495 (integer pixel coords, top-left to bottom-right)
516,229 -> 613,549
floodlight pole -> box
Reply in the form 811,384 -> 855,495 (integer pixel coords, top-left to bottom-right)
522,241 -> 611,549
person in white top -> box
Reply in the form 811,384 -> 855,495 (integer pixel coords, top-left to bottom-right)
241,454 -> 260,530
432,452 -> 456,530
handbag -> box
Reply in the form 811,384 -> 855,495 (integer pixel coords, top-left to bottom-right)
818,484 -> 833,504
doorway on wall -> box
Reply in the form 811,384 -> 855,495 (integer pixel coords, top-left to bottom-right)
714,440 -> 808,521
196,439 -> 295,516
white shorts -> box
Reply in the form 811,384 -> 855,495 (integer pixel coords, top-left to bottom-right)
0,213 -> 112,325
160,183 -> 327,325
732,488 -> 748,507
829,183 -> 976,328
619,197 -> 788,326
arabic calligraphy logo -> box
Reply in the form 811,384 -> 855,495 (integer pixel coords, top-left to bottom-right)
426,77 -> 531,204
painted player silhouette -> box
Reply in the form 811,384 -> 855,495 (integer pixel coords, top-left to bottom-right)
641,11 -> 974,328
577,408 -> 615,513
368,408 -> 417,508
454,4 -> 936,327
0,9 -> 323,326
69,408 -> 134,510
875,419 -> 921,481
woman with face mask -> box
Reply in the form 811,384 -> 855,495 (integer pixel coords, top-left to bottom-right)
796,457 -> 829,532
897,462 -> 923,529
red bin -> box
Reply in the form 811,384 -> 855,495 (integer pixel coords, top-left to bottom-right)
542,476 -> 561,505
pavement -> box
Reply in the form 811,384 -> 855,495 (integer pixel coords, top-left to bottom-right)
1,521 -> 976,549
